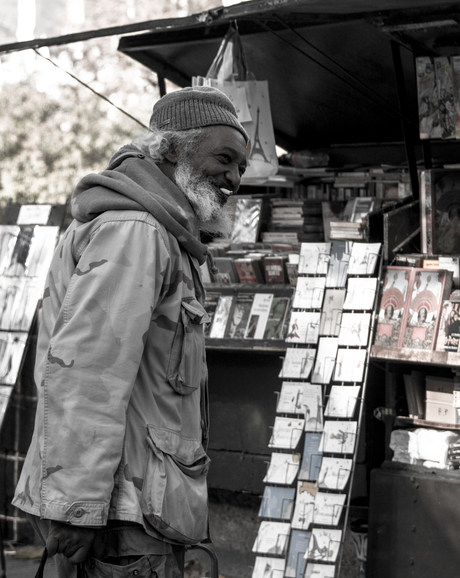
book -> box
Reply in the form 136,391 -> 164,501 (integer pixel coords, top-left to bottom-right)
343,277 -> 377,310
263,452 -> 301,485
435,300 -> 460,352
374,266 -> 412,348
305,528 -> 342,563
285,311 -> 320,344
325,385 -> 361,418
400,268 -> 453,350
291,481 -> 317,531
235,257 -> 265,284
319,289 -> 345,336
230,197 -> 263,244
305,563 -> 336,578
338,313 -> 371,347
453,56 -> 460,139
203,293 -> 220,337
0,276 -> 43,333
285,530 -> 311,578
416,56 -> 440,139
325,241 -> 352,288
298,243 -> 331,275
0,332 -> 28,385
293,277 -> 326,310
225,293 -> 254,338
269,417 -> 305,450
252,521 -> 291,555
214,257 -> 239,283
317,457 -> 352,490
302,384 -> 324,432
312,493 -> 346,526
286,262 -> 299,287
319,420 -> 357,454
298,433 -> 323,482
322,202 -> 346,243
258,486 -> 295,520
434,56 -> 455,139
252,557 -> 286,578
263,255 -> 287,284
311,338 -> 338,385
209,295 -> 234,338
279,348 -> 316,380
264,296 -> 291,340
245,293 -> 274,339
333,348 -> 367,383
348,242 -> 380,275
276,382 -> 305,414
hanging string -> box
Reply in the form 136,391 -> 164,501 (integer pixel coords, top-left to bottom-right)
32,48 -> 149,131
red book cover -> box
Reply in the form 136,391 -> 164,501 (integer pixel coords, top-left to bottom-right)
235,258 -> 264,284
263,256 -> 287,284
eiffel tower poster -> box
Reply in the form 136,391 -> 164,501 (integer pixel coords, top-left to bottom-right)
248,107 -> 270,163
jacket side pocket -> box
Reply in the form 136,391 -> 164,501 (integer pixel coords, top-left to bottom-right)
140,426 -> 210,544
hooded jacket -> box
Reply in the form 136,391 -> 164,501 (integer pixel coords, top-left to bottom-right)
13,145 -> 211,545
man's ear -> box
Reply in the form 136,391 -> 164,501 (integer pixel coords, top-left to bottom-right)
164,145 -> 178,165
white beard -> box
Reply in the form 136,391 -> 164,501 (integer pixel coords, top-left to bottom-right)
174,161 -> 233,237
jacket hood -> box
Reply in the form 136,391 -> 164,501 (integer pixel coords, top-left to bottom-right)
71,145 -> 210,265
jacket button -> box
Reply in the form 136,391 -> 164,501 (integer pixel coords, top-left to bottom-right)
74,509 -> 83,518
133,571 -> 139,576
138,154 -> 145,159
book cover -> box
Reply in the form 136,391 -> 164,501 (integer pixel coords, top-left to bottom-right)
263,255 -> 287,284
235,258 -> 264,284
416,56 -> 440,139
319,420 -> 357,454
214,257 -> 239,284
209,295 -> 234,338
305,529 -> 342,563
338,313 -> 371,347
305,563 -> 336,578
245,293 -> 274,339
277,382 -> 305,414
298,432 -> 323,481
285,311 -> 320,344
226,293 -> 255,338
252,521 -> 291,555
452,55 -> 460,139
302,384 -> 324,432
293,277 -> 326,310
263,452 -> 301,485
319,289 -> 345,336
298,243 -> 331,275
325,241 -> 352,288
317,457 -> 352,490
311,338 -> 338,385
400,268 -> 453,350
333,348 -> 367,383
435,300 -> 460,352
325,385 -> 361,418
252,557 -> 286,578
348,242 -> 380,275
286,262 -> 299,287
313,493 -> 346,527
291,481 -> 317,531
279,348 -> 316,380
285,530 -> 311,578
374,266 -> 412,348
230,197 -> 263,244
343,277 -> 377,311
264,296 -> 291,340
434,56 -> 455,139
0,332 -> 28,385
258,486 -> 295,520
269,417 -> 305,450
203,293 -> 220,337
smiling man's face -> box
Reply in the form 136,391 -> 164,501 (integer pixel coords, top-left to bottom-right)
174,125 -> 248,234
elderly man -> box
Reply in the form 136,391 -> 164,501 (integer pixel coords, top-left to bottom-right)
13,86 -> 249,578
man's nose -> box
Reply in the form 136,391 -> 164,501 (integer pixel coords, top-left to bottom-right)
225,165 -> 241,191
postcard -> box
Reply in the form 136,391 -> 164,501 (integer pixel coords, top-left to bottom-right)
319,289 -> 345,336
269,417 -> 305,450
252,557 -> 286,578
293,277 -> 326,310
304,563 -> 336,578
325,241 -> 352,288
24,226 -> 60,278
319,421 -> 357,454
298,433 -> 323,481
338,313 -> 371,347
286,312 -> 320,344
263,452 -> 301,485
259,486 -> 295,520
252,521 -> 291,555
285,530 -> 311,578
305,529 -> 342,563
343,277 -> 377,311
291,481 -> 317,531
317,457 -> 352,490
302,384 -> 324,432
325,386 -> 361,418
0,385 -> 13,429
277,382 -> 305,414
311,338 -> 338,384
347,242 -> 380,275
333,349 -> 367,383
313,493 -> 346,527
279,348 -> 316,380
0,276 -> 43,332
17,205 -> 52,226
0,332 -> 28,386
298,243 -> 331,275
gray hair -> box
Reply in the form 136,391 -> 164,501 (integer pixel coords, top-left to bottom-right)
132,126 -> 211,163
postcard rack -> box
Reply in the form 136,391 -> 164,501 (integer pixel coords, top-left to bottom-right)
251,241 -> 383,578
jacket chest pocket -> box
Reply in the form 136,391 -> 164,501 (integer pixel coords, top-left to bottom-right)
167,298 -> 209,395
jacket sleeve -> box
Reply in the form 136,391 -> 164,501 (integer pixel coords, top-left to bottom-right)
39,217 -> 171,526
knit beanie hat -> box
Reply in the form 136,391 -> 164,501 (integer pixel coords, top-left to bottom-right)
149,86 -> 249,143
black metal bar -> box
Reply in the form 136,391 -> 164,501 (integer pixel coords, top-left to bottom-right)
158,74 -> 167,98
422,140 -> 433,169
390,40 -> 420,200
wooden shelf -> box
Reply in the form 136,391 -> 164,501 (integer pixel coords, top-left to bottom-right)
370,345 -> 460,369
395,416 -> 460,431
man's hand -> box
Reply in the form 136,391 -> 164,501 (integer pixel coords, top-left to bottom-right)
46,520 -> 99,565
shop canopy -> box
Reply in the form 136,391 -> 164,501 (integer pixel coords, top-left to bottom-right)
117,0 -> 460,154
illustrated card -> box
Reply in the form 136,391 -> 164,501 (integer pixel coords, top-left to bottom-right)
338,313 -> 371,347
305,529 -> 342,563
291,481 -> 317,531
333,349 -> 367,383
0,332 -> 28,386
319,421 -> 357,454
313,493 -> 346,526
298,243 -> 331,275
0,385 -> 13,429
293,277 -> 326,310
286,311 -> 320,344
279,348 -> 316,380
347,242 -> 380,275
326,241 -> 352,288
317,457 -> 352,490
325,385 -> 361,418
259,486 -> 295,520
0,276 -> 43,332
277,382 -> 305,414
285,530 -> 311,578
311,338 -> 338,384
269,417 -> 305,450
298,432 -> 323,481
263,452 -> 301,485
343,277 -> 377,311
304,563 -> 336,578
252,521 -> 291,555
319,289 -> 345,337
302,383 -> 324,432
252,557 -> 286,578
